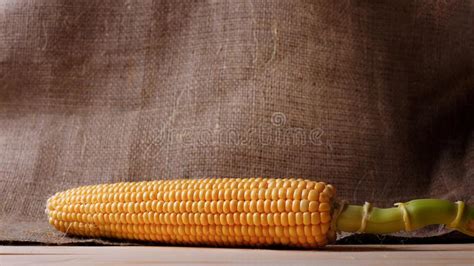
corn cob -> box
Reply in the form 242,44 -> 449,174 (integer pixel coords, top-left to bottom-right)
46,177 -> 474,248
46,178 -> 336,248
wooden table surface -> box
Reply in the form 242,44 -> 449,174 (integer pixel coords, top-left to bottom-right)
1,244 -> 473,266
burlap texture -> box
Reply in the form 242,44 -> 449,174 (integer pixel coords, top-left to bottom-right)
0,0 -> 472,244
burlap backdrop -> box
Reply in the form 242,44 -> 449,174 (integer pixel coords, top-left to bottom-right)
0,0 -> 472,244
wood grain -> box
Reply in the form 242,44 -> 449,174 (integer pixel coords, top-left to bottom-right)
1,244 -> 473,266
